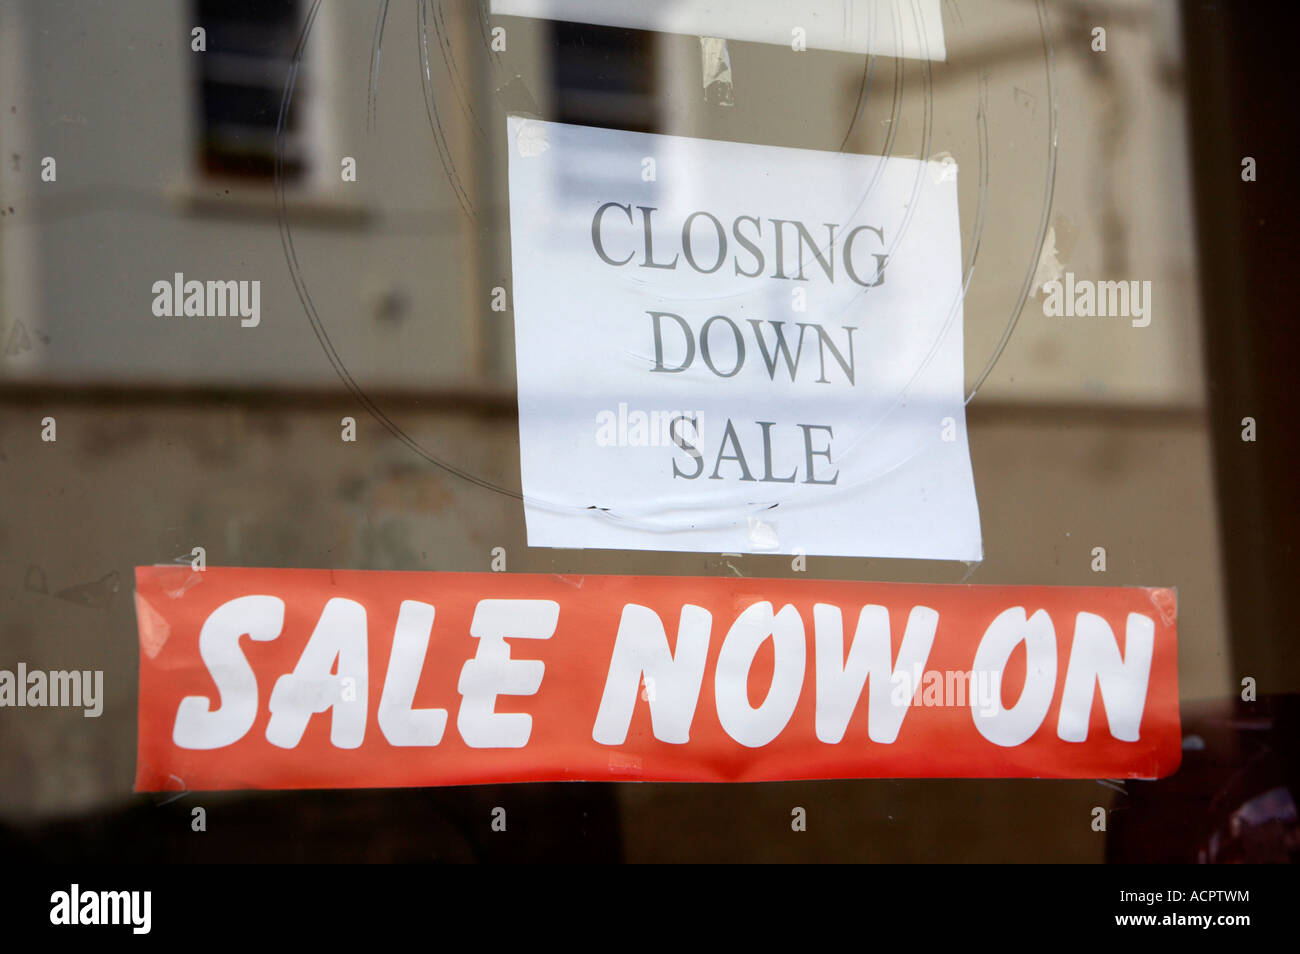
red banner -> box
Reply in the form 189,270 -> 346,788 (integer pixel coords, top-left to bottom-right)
133,567 -> 1180,789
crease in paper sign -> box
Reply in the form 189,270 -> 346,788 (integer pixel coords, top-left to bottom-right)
490,0 -> 947,60
510,360 -> 974,551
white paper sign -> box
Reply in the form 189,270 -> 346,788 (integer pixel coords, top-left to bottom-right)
506,117 -> 981,560
491,0 -> 947,60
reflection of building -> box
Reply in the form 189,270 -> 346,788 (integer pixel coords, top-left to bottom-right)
195,0 -> 309,182
0,0 -> 1236,861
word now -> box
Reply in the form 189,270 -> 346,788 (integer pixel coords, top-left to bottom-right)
133,568 -> 1181,789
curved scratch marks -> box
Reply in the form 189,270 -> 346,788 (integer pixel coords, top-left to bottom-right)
366,0 -> 390,132
418,0 -> 477,223
964,0 -> 1058,404
277,0 -> 514,499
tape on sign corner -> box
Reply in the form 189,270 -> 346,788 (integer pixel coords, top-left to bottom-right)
133,567 -> 1181,789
